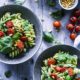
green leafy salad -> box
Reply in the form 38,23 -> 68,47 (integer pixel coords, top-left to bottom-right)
0,12 -> 36,58
41,51 -> 80,80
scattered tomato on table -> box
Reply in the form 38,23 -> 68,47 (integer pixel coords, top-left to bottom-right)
53,21 -> 61,29
70,16 -> 77,24
66,23 -> 74,32
70,33 -> 77,40
66,9 -> 80,41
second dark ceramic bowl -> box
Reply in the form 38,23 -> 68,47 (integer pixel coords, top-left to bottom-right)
0,5 -> 42,64
33,45 -> 80,80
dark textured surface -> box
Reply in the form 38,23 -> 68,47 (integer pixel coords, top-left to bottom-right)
34,45 -> 80,80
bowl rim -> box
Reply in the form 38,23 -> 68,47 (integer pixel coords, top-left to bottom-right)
33,45 -> 80,80
0,5 -> 43,65
59,0 -> 78,10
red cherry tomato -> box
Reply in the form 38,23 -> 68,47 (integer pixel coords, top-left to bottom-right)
20,36 -> 27,42
50,73 -> 57,79
55,66 -> 61,72
0,31 -> 4,37
66,24 -> 74,32
77,78 -> 80,80
70,16 -> 77,24
75,26 -> 80,32
60,67 -> 66,72
55,67 -> 66,72
7,28 -> 14,35
16,40 -> 24,49
78,17 -> 80,24
74,9 -> 80,17
70,33 -> 77,40
5,21 -> 14,28
67,68 -> 74,76
53,21 -> 61,29
48,58 -> 56,66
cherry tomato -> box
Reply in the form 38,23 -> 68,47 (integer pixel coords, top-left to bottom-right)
67,68 -> 74,76
53,21 -> 61,29
75,26 -> 80,32
20,36 -> 27,42
16,40 -> 24,49
5,21 -> 14,28
7,28 -> 14,35
55,67 -> 66,72
70,33 -> 77,40
77,78 -> 80,80
50,73 -> 57,79
70,16 -> 77,24
0,31 -> 4,37
66,24 -> 74,32
74,9 -> 80,17
48,58 -> 56,66
78,17 -> 80,24
60,67 -> 66,72
55,66 -> 61,72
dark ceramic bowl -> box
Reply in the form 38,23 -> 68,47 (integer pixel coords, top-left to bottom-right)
33,45 -> 80,80
0,5 -> 42,64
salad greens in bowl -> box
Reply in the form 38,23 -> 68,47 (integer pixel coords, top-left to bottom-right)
0,5 -> 42,64
34,45 -> 80,80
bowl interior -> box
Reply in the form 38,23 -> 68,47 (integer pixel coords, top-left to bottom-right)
0,5 -> 42,64
34,45 -> 80,80
59,0 -> 78,10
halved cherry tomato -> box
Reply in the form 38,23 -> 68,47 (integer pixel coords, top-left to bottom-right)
5,21 -> 14,28
48,58 -> 56,66
20,36 -> 27,42
0,31 -> 4,37
16,40 -> 24,49
7,28 -> 14,35
50,73 -> 57,79
67,68 -> 74,76
55,66 -> 61,72
55,67 -> 66,72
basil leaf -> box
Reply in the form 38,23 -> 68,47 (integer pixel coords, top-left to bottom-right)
0,36 -> 12,54
43,32 -> 54,43
46,0 -> 56,7
51,9 -> 65,20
